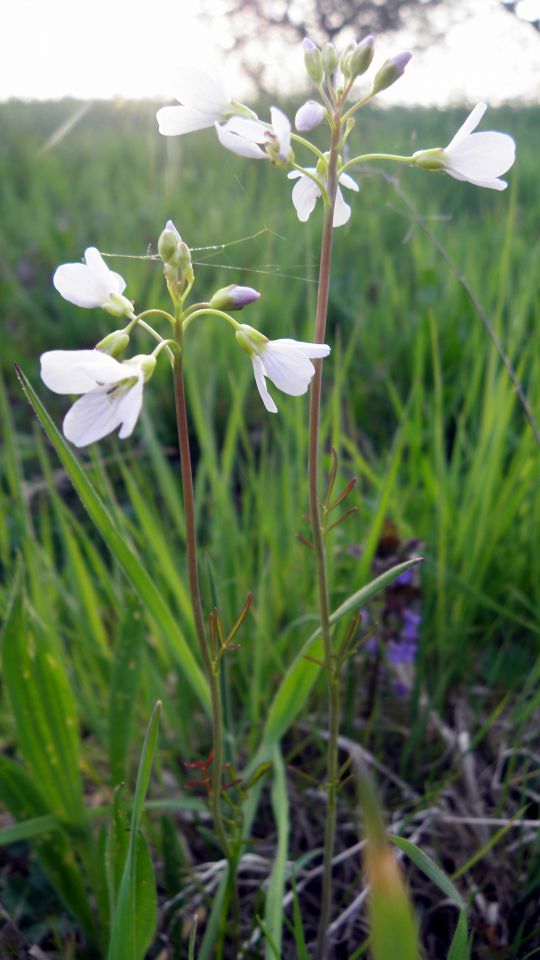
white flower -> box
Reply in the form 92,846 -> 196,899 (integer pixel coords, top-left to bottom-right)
40,349 -> 154,447
53,248 -> 131,316
414,103 -> 516,191
216,107 -> 292,163
235,324 -> 330,413
287,169 -> 359,227
157,60 -> 245,136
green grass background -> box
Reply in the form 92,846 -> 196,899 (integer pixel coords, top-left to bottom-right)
0,98 -> 539,953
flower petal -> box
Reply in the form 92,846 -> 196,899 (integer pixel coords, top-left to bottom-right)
83,248 -> 125,296
157,105 -> 215,136
260,342 -> 316,396
222,116 -> 268,142
40,349 -> 131,394
215,122 -> 266,158
445,131 -> 515,181
446,102 -> 487,150
333,187 -> 352,227
290,174 -> 320,222
63,374 -> 143,447
338,172 -> 359,192
270,106 -> 291,156
172,61 -> 229,115
252,355 -> 277,413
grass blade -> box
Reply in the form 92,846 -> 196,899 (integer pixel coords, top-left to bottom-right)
15,365 -> 210,712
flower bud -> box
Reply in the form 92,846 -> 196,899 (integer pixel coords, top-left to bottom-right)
235,323 -> 268,356
321,42 -> 338,76
158,227 -> 179,264
339,42 -> 356,79
210,284 -> 261,311
348,35 -> 375,79
126,354 -> 156,382
303,38 -> 323,85
371,51 -> 412,94
295,100 -> 325,132
95,329 -> 130,357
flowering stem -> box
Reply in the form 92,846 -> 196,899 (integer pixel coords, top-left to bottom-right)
182,306 -> 240,333
340,152 -> 414,175
172,308 -> 230,860
309,118 -> 341,960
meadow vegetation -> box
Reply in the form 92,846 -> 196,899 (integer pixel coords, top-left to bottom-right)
0,99 -> 539,957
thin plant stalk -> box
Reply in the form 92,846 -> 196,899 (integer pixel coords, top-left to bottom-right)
172,310 -> 230,860
309,119 -> 342,960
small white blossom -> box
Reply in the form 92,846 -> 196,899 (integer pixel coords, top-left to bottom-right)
40,349 -> 154,447
216,107 -> 292,163
236,324 -> 330,413
287,169 -> 359,227
440,103 -> 515,190
53,248 -> 129,313
157,60 -> 244,137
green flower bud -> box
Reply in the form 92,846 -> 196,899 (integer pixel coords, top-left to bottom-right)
372,52 -> 412,94
348,35 -> 375,79
303,38 -> 324,85
95,329 -> 130,357
322,42 -> 338,76
339,42 -> 356,79
158,228 -> 179,264
126,354 -> 157,382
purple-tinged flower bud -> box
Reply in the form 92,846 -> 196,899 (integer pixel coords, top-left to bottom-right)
303,37 -> 323,84
295,100 -> 325,132
210,284 -> 261,311
321,42 -> 338,75
371,51 -> 412,94
348,35 -> 375,79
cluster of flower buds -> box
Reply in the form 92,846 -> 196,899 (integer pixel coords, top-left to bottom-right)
158,220 -> 193,285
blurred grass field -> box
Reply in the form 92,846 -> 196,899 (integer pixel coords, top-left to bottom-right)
1,99 -> 539,955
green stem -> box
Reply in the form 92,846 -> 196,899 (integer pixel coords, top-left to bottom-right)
340,152 -> 414,175
309,118 -> 341,960
291,132 -> 326,160
172,309 -> 230,859
182,306 -> 240,333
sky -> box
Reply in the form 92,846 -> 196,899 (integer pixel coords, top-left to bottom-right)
2,0 -> 540,106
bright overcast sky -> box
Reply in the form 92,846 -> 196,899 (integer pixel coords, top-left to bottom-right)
2,0 -> 540,105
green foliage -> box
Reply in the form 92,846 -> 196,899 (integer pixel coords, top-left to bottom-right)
0,100 -> 539,956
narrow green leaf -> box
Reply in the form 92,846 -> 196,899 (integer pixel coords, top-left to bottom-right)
109,595 -> 145,785
134,831 -> 158,958
108,702 -> 161,960
197,867 -> 230,960
262,559 -> 422,748
16,366 -> 210,712
2,583 -> 85,827
447,911 -> 470,960
0,814 -> 59,846
290,874 -> 309,960
264,745 -> 289,960
388,835 -> 466,911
